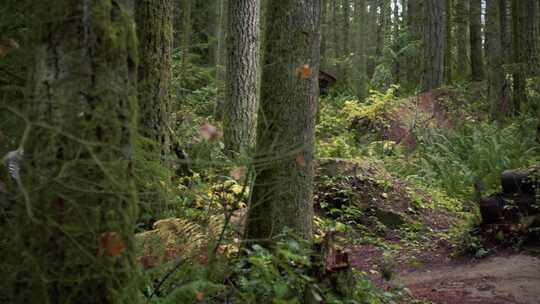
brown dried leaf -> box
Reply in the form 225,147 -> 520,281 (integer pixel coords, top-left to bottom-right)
98,232 -> 125,257
302,64 -> 312,79
296,153 -> 306,168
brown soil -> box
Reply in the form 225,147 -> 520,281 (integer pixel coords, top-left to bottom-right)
395,254 -> 540,304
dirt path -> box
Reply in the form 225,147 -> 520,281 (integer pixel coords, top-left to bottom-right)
395,254 -> 540,304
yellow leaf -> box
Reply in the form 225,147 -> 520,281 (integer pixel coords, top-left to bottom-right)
195,290 -> 205,301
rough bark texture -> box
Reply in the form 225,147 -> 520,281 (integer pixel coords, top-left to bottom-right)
486,0 -> 505,121
245,0 -> 321,243
355,0 -> 368,100
223,0 -> 260,154
421,0 -> 445,91
455,0 -> 470,79
470,0 -> 485,81
18,1 -> 139,303
136,0 -> 173,158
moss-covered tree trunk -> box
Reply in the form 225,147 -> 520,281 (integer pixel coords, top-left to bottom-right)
223,0 -> 260,154
486,0 -> 505,121
470,0 -> 485,81
17,1 -> 140,303
136,0 -> 173,158
244,0 -> 321,243
421,0 -> 445,91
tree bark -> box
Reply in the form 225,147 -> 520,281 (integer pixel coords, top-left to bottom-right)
136,0 -> 174,158
512,0 -> 527,114
223,0 -> 260,154
406,0 -> 423,91
355,0 -> 368,100
421,0 -> 445,91
455,0 -> 470,79
486,0 -> 505,121
470,0 -> 485,81
342,0 -> 351,56
444,0 -> 453,84
245,0 -> 321,243
20,1 -> 139,303
214,0 -> 228,120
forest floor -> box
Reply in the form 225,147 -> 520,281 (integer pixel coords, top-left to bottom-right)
315,158 -> 540,304
395,253 -> 540,304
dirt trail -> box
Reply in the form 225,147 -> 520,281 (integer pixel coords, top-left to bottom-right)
395,254 -> 540,304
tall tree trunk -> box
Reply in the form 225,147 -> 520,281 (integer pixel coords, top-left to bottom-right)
367,0 -> 379,77
207,0 -> 219,65
342,0 -> 351,56
223,0 -> 260,154
355,0 -> 368,100
136,0 -> 174,158
20,1 -> 139,303
392,0 -> 401,84
511,0 -> 527,114
179,0 -> 192,86
421,0 -> 445,91
321,0 -> 329,67
214,0 -> 228,120
455,0 -> 470,80
245,0 -> 321,243
444,0 -> 453,84
470,0 -> 485,81
486,0 -> 505,121
406,0 -> 423,91
499,0 -> 512,64
332,0 -> 339,58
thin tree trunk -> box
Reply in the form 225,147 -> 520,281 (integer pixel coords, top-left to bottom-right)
392,0 -> 401,84
406,0 -> 423,91
355,0 -> 368,100
470,0 -> 485,81
455,0 -> 470,80
444,0 -> 453,84
21,1 -> 139,302
512,0 -> 527,114
223,0 -> 260,154
343,0 -> 351,56
215,0 -> 228,120
245,0 -> 321,243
